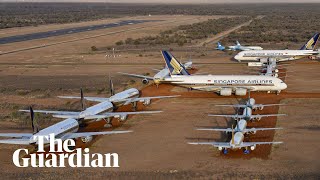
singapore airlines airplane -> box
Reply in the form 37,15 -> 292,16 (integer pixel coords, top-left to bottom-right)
57,80 -> 179,110
217,41 -> 263,51
0,107 -> 132,145
189,125 -> 282,154
120,50 -> 287,96
234,33 -> 320,62
209,106 -> 286,121
20,89 -> 164,127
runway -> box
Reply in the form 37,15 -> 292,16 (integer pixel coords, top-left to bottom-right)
0,20 -> 156,45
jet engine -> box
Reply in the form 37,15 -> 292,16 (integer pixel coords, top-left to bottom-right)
250,145 -> 256,151
81,136 -> 93,143
220,88 -> 232,96
259,106 -> 264,110
235,88 -> 247,96
143,99 -> 151,106
142,78 -> 149,84
218,146 -> 223,151
120,115 -> 128,121
250,128 -> 257,134
259,58 -> 269,63
253,116 -> 261,121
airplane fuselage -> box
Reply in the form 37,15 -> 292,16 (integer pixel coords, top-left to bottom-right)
234,50 -> 319,62
229,132 -> 245,149
29,118 -> 79,144
109,88 -> 140,107
159,75 -> 287,94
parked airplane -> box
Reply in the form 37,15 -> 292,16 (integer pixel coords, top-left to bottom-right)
209,107 -> 286,121
120,50 -> 287,96
216,42 -> 226,51
196,119 -> 282,134
215,90 -> 285,110
57,80 -> 178,110
189,125 -> 282,154
0,107 -> 132,145
228,41 -> 263,51
20,89 -> 163,127
234,33 -> 320,62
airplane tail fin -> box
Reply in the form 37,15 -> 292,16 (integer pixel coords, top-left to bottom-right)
80,88 -> 86,111
236,40 -> 241,46
217,42 -> 222,47
29,106 -> 39,134
300,33 -> 319,50
161,50 -> 190,75
109,76 -> 115,96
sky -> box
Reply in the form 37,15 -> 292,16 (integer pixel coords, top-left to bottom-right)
2,0 -> 320,3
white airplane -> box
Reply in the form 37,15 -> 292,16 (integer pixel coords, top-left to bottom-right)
209,107 -> 286,121
228,41 -> 263,51
0,107 -> 132,145
119,60 -> 193,85
20,89 -> 164,127
120,50 -> 287,96
196,119 -> 283,135
57,80 -> 179,110
215,90 -> 285,111
234,33 -> 320,62
189,125 -> 282,154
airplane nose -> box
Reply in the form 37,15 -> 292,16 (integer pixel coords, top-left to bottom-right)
281,83 -> 287,90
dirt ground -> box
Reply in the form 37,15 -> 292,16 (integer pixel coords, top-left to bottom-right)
0,15 -> 319,179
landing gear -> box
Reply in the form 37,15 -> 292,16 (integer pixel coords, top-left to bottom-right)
243,148 -> 250,154
103,118 -> 112,128
132,102 -> 137,111
223,148 -> 228,155
276,90 -> 281,95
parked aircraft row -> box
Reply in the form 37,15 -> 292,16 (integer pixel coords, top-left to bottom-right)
189,92 -> 284,154
0,80 -> 177,146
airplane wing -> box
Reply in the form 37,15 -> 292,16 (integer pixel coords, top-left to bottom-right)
253,104 -> 286,108
0,139 -> 31,145
118,72 -> 154,80
251,114 -> 287,118
196,128 -> 231,132
0,133 -> 33,138
240,141 -> 283,147
19,109 -> 80,115
242,127 -> 283,133
215,104 -> 247,108
208,114 -> 243,118
118,95 -> 180,105
83,111 -> 162,119
65,130 -> 132,139
188,142 -> 231,148
57,96 -> 109,102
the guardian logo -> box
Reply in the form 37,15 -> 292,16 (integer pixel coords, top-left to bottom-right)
12,134 -> 119,168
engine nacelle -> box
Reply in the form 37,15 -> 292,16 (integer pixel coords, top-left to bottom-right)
142,78 -> 149,84
143,99 -> 151,106
250,145 -> 256,151
253,116 -> 261,121
120,115 -> 128,121
220,88 -> 232,96
250,128 -> 257,134
259,58 -> 269,63
259,106 -> 264,110
81,136 -> 93,143
218,146 -> 223,151
274,69 -> 279,73
235,88 -> 247,96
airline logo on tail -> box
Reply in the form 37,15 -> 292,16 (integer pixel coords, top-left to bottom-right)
300,33 -> 319,50
161,50 -> 190,75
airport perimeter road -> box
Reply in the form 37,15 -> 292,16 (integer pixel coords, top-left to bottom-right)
198,16 -> 264,46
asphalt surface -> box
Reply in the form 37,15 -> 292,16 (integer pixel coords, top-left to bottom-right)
0,20 -> 155,45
